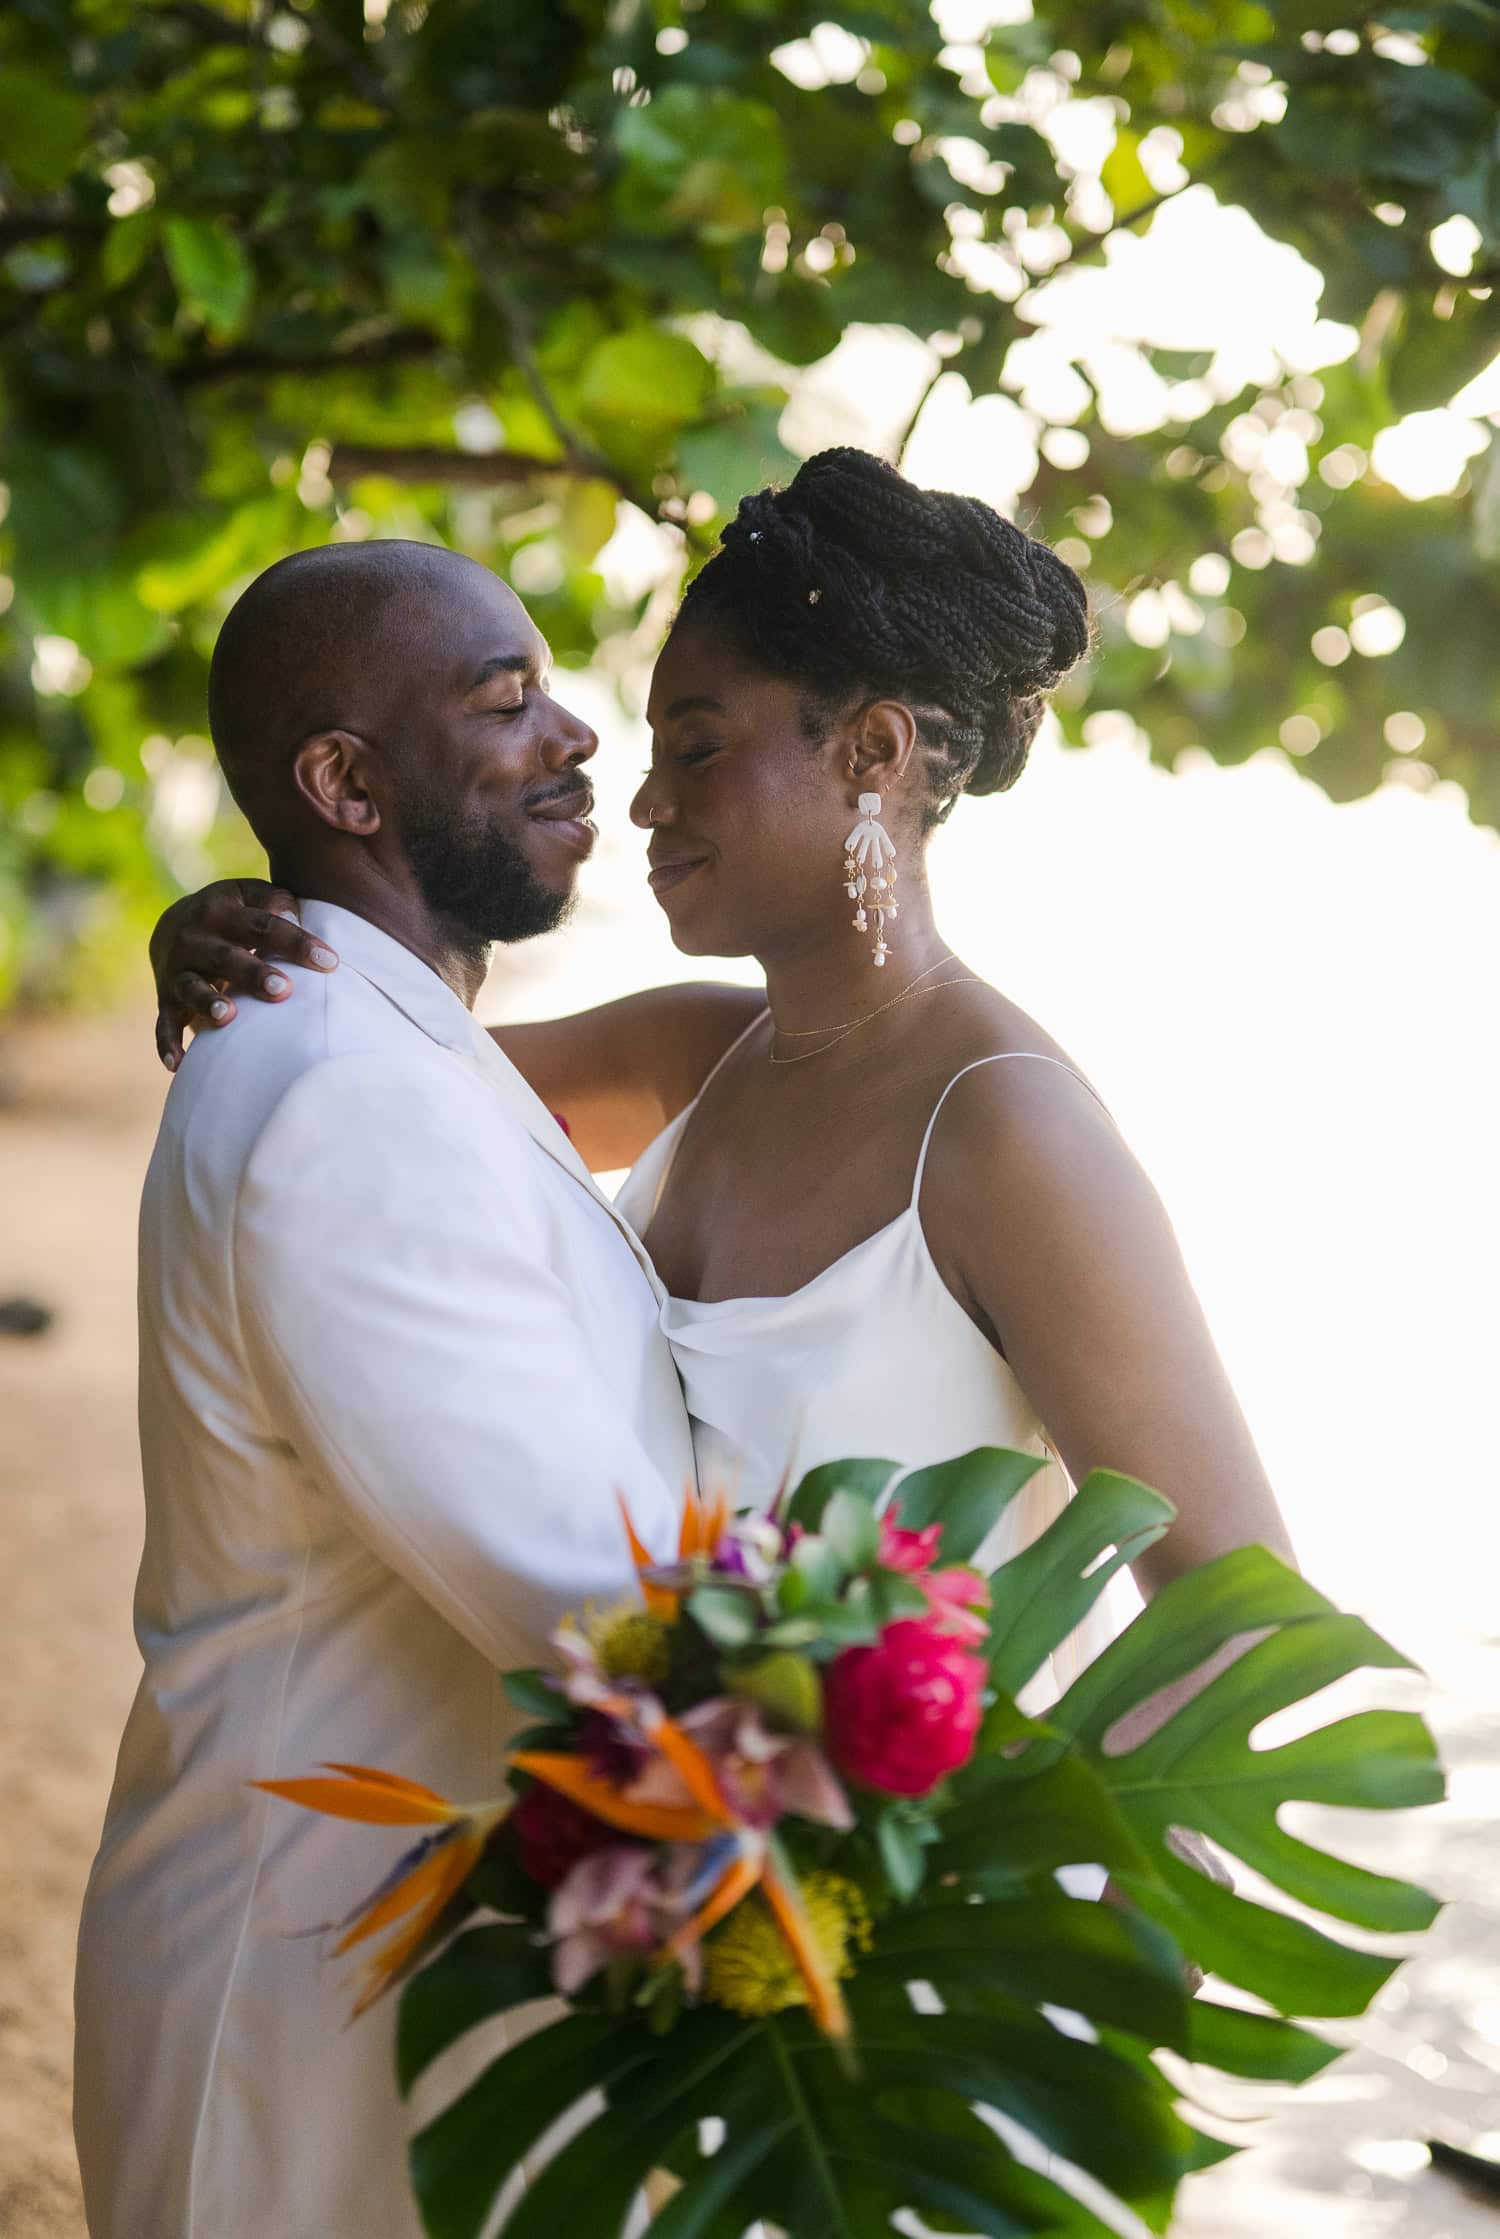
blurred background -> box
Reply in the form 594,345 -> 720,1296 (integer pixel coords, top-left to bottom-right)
2,1 -> 1499,2233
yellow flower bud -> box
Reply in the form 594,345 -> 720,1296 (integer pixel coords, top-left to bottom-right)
586,1604 -> 671,1687
703,1873 -> 872,2019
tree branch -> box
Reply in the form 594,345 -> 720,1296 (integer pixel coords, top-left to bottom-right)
168,324 -> 443,387
327,443 -> 563,486
457,200 -> 599,473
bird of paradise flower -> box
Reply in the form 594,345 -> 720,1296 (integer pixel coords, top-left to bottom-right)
254,1488 -> 850,2042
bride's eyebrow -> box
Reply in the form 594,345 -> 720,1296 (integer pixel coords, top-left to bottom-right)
662,694 -> 727,721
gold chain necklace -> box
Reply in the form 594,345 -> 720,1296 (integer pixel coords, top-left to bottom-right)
768,958 -> 978,1066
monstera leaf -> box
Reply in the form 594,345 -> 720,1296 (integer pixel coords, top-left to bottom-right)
401,1892 -> 1196,2239
1051,1546 -> 1445,2011
935,1451 -> 1445,2071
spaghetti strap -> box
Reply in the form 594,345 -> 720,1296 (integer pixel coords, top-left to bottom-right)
910,1052 -> 1112,1210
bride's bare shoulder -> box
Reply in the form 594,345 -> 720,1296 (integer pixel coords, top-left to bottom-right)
932,978 -> 1101,1102
920,978 -> 1125,1192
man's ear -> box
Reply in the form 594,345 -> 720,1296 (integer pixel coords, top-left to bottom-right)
291,730 -> 381,836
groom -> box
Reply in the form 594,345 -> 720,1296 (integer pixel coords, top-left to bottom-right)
73,542 -> 694,2238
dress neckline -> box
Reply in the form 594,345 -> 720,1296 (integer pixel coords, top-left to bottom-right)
662,1205 -> 914,1313
636,1042 -> 1109,1323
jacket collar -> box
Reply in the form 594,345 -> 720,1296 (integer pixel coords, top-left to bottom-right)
296,899 -> 478,1061
296,898 -> 666,1304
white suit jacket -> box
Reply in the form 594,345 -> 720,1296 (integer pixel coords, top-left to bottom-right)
74,900 -> 693,2239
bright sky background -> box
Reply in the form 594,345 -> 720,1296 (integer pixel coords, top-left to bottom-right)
483,171 -> 1500,1659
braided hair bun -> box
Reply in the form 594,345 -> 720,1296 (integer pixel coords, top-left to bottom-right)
675,448 -> 1089,819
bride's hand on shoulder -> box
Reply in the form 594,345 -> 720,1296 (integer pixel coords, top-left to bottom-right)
926,1053 -> 1297,1590
150,877 -> 338,1072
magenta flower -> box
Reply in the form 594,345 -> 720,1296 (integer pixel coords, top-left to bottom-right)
878,1513 -> 990,1645
921,1564 -> 990,1645
824,1618 -> 986,1798
878,1516 -> 944,1573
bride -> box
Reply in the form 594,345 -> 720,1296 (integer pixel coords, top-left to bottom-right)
151,447 -> 1294,1665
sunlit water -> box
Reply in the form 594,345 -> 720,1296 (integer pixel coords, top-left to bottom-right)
485,688 -> 1500,2232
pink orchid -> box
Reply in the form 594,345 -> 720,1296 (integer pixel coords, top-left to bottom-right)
711,1513 -> 785,1585
677,1698 -> 853,1832
548,1845 -> 681,1994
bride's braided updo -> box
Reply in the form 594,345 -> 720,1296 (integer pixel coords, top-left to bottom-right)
674,447 -> 1090,824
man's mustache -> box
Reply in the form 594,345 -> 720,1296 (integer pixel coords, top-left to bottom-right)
524,779 -> 595,816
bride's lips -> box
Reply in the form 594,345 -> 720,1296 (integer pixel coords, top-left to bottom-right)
647,851 -> 711,898
527,788 -> 597,858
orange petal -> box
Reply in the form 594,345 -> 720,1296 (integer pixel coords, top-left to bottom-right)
335,1827 -> 478,1956
509,1752 -> 721,1842
252,1774 -> 460,1826
645,1711 -> 735,1825
319,1763 -> 453,1806
349,1835 -> 481,2016
619,1493 -> 680,1620
679,1486 -> 730,1560
762,1863 -> 851,2046
618,1493 -> 656,1574
664,1849 -> 762,1960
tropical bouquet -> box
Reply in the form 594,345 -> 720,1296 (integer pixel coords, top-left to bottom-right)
260,1449 -> 1443,2238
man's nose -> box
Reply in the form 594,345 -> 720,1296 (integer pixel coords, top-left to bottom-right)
541,699 -> 598,771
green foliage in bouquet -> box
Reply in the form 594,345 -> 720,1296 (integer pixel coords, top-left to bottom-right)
263,1451 -> 1442,2239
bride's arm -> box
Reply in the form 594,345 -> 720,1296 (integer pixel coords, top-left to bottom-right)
493,984 -> 764,1172
149,877 -> 763,1170
927,1060 -> 1297,1589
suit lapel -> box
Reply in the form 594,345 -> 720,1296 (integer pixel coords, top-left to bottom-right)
292,898 -> 666,1304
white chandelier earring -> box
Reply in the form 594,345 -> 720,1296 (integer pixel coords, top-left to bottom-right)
843,792 -> 898,966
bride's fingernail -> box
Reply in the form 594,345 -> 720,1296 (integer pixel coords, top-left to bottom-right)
264,973 -> 290,996
210,999 -> 231,1022
310,945 -> 338,970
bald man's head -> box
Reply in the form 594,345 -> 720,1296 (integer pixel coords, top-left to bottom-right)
207,540 -> 600,954
209,541 -> 498,816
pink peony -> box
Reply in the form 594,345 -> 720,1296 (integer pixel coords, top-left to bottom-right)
824,1618 -> 986,1797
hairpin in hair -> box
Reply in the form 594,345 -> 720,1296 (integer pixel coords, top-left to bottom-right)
808,588 -> 822,604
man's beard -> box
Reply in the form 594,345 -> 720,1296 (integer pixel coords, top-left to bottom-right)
395,789 -> 573,950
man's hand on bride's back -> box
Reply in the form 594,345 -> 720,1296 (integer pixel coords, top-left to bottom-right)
151,878 -> 338,1073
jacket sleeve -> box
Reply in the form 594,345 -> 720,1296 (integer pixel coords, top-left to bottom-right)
231,1049 -> 683,1666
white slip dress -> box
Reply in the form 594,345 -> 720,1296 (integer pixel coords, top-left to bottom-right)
615,1025 -> 1139,1708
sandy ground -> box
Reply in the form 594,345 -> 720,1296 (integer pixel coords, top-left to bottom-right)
2,1004 -> 1497,2239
